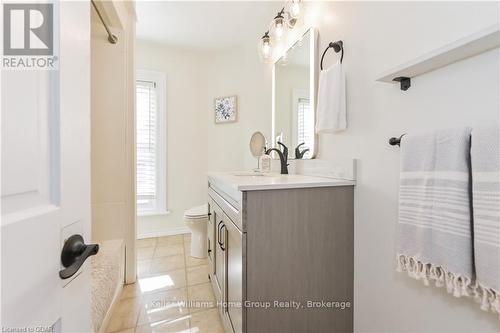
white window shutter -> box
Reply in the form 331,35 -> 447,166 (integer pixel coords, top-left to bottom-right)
297,97 -> 313,158
136,81 -> 158,203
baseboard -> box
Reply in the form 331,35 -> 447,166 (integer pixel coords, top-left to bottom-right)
137,226 -> 190,239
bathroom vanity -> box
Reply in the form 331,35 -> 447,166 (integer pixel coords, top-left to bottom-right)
206,172 -> 355,333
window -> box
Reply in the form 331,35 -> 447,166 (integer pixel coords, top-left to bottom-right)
292,89 -> 314,158
136,70 -> 167,215
297,97 -> 313,158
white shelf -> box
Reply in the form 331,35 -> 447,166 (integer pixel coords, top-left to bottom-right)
376,24 -> 500,85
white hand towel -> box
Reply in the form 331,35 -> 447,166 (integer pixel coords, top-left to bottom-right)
471,127 -> 500,316
396,128 -> 474,298
315,61 -> 346,133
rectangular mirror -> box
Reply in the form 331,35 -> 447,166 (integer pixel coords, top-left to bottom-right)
273,28 -> 317,159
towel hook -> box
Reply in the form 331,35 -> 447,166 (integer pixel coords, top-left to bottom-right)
320,40 -> 344,70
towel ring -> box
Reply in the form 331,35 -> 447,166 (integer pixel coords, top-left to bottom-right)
389,134 -> 406,146
320,40 -> 344,70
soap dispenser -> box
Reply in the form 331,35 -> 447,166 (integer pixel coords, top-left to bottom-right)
259,148 -> 271,173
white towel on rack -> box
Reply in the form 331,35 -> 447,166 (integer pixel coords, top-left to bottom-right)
315,60 -> 346,133
471,127 -> 500,315
396,128 -> 474,298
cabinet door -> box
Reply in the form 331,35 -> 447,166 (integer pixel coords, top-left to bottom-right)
213,204 -> 225,304
207,200 -> 215,274
225,218 -> 243,333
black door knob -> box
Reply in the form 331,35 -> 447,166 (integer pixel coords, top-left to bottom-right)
59,234 -> 99,279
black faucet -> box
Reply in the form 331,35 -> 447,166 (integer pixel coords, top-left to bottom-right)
295,143 -> 310,159
266,142 -> 289,174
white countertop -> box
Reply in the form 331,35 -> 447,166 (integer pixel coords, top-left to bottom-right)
207,171 -> 355,192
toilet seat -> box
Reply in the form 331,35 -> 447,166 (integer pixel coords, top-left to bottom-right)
184,204 -> 208,219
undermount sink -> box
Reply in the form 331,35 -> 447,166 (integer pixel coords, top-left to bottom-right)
231,171 -> 296,177
231,172 -> 307,179
231,171 -> 267,177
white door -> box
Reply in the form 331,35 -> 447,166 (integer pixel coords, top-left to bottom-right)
1,1 -> 92,332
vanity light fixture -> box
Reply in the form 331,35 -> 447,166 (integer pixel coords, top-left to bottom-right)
261,31 -> 271,58
258,0 -> 304,63
271,9 -> 286,39
259,31 -> 273,62
286,0 -> 302,28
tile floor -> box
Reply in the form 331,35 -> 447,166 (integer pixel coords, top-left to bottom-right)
106,234 -> 224,333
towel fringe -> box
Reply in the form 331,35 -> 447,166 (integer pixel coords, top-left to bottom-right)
472,282 -> 500,316
395,254 -> 473,299
397,254 -> 500,319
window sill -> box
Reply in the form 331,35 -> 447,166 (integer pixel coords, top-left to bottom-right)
138,209 -> 170,217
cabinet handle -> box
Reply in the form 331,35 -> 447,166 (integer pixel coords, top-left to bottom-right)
220,224 -> 226,251
217,221 -> 223,247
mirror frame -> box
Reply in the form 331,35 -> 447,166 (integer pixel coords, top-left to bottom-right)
271,27 -> 318,159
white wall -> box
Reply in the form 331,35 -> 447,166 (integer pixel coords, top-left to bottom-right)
313,2 -> 499,331
135,40 -> 210,237
207,45 -> 273,172
91,3 -> 136,283
207,1 -> 500,331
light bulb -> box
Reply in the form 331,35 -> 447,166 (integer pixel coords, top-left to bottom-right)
291,0 -> 301,17
285,0 -> 302,29
261,32 -> 271,58
262,43 -> 271,57
272,11 -> 285,39
275,25 -> 283,38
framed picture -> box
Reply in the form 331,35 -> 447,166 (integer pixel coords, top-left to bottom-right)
214,95 -> 238,124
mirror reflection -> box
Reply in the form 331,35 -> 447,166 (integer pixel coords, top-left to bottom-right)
273,29 -> 315,159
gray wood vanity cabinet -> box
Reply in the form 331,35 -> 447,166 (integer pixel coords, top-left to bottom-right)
207,175 -> 354,333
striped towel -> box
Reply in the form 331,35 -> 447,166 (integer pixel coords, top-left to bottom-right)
471,127 -> 500,315
396,127 -> 474,297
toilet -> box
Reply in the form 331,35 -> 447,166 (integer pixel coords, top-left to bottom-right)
184,204 -> 209,258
